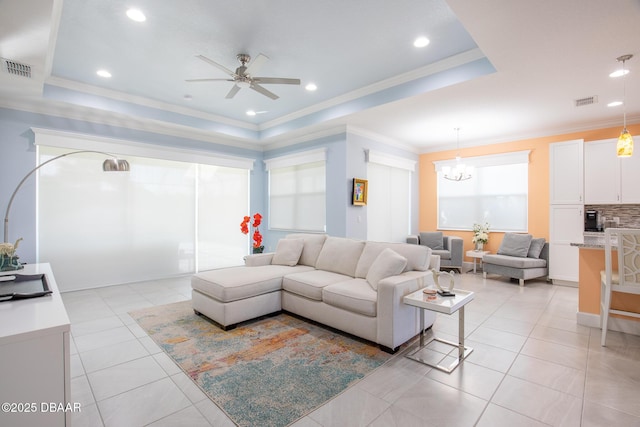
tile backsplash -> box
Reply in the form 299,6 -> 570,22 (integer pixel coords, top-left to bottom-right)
585,204 -> 640,229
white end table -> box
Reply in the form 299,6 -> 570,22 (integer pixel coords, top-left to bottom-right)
403,287 -> 474,373
466,250 -> 489,273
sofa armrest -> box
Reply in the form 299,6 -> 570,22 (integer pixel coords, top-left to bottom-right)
376,271 -> 437,350
243,253 -> 274,266
444,236 -> 464,267
406,235 -> 419,245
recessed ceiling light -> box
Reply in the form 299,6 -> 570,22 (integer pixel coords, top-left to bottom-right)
96,69 -> 112,78
609,69 -> 629,78
246,110 -> 257,116
305,83 -> 317,91
608,101 -> 623,107
126,8 -> 146,22
413,36 -> 430,48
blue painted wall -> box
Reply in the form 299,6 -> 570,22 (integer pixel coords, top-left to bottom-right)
1,107 -> 420,268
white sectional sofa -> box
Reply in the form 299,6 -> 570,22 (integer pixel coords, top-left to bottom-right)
192,234 -> 439,352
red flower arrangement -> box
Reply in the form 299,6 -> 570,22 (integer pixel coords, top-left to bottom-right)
240,213 -> 263,252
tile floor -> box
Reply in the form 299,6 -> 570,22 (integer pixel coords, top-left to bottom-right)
61,272 -> 640,427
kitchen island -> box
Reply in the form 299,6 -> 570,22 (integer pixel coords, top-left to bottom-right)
573,234 -> 640,335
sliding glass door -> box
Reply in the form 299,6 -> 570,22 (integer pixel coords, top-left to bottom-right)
37,146 -> 249,291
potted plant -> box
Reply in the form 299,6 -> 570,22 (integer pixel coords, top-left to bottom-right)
240,213 -> 264,253
472,223 -> 490,251
0,238 -> 24,271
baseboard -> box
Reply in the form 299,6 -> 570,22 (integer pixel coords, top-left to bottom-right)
552,279 -> 578,288
577,311 -> 640,337
576,311 -> 600,328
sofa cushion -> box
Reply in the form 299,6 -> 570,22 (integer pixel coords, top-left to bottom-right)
315,236 -> 365,277
366,248 -> 407,291
272,238 -> 304,266
355,242 -> 431,278
497,233 -> 533,258
286,233 -> 327,267
282,270 -> 353,301
527,238 -> 546,259
483,254 -> 547,269
420,231 -> 444,250
192,265 -> 314,302
322,279 -> 378,317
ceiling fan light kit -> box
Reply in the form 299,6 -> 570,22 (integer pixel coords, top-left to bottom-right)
186,53 -> 301,100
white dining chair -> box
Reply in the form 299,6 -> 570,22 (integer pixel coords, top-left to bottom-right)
600,228 -> 640,346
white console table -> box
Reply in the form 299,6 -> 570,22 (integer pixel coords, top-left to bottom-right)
0,264 -> 71,427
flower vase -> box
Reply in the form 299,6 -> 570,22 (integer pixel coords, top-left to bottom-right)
0,255 -> 24,271
475,242 -> 484,251
252,246 -> 264,254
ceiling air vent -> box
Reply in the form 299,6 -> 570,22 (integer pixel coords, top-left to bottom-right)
575,96 -> 597,107
2,58 -> 32,78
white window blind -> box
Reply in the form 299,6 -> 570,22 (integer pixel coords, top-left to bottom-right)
366,162 -> 411,242
265,149 -> 326,232
36,144 -> 249,291
434,151 -> 529,231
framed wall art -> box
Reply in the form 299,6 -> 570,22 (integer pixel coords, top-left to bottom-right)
352,178 -> 368,206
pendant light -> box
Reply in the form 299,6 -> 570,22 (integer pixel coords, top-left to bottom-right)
442,127 -> 473,181
616,54 -> 633,157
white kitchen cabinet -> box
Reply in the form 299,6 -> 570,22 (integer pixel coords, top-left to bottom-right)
549,139 -> 583,204
0,264 -> 71,427
549,204 -> 583,283
584,137 -> 640,204
584,139 -> 619,204
620,142 -> 640,203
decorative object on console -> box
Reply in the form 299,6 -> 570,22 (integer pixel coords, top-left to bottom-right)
442,127 -> 473,181
614,54 -> 634,157
0,238 -> 23,271
3,151 -> 129,264
352,178 -> 368,205
240,212 -> 264,253
472,222 -> 490,251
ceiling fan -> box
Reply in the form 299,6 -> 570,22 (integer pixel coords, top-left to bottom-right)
186,53 -> 300,100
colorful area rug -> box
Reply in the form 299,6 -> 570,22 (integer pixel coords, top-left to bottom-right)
130,301 -> 392,427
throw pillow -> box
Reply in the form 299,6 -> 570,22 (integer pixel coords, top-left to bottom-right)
527,238 -> 546,259
366,248 -> 408,291
420,231 -> 444,250
271,238 -> 305,266
497,233 -> 533,258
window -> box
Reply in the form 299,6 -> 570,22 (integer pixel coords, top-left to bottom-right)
34,128 -> 252,290
366,151 -> 415,242
265,149 -> 326,232
434,151 -> 529,231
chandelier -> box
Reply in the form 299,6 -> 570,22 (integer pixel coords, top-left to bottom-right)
615,54 -> 633,157
443,128 -> 473,181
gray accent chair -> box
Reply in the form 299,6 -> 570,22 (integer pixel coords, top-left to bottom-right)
407,232 -> 463,272
482,233 -> 549,286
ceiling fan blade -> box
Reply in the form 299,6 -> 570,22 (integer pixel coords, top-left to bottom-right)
245,53 -> 269,76
253,77 -> 301,85
250,83 -> 279,100
185,78 -> 234,83
195,55 -> 236,77
225,85 -> 241,99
